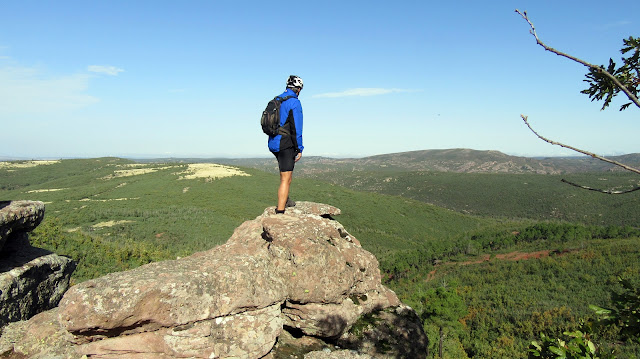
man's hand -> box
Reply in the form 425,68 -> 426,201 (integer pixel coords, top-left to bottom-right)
295,152 -> 302,162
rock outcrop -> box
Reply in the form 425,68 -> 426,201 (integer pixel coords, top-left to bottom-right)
1,202 -> 427,358
0,200 -> 76,328
0,200 -> 45,251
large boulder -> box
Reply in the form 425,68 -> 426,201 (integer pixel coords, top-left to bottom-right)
0,200 -> 76,328
1,202 -> 427,358
0,201 -> 45,251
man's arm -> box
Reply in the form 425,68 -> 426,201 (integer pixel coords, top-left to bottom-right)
292,101 -> 303,153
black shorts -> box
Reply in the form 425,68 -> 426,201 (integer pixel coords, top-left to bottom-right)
273,147 -> 297,172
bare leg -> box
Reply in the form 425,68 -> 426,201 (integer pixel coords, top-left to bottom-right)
277,171 -> 293,211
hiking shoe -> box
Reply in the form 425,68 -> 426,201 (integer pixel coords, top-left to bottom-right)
285,198 -> 296,207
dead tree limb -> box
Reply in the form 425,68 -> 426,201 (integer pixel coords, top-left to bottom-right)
559,179 -> 640,194
520,114 -> 640,194
515,9 -> 640,109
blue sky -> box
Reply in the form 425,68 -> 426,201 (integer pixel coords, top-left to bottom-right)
1,0 -> 638,159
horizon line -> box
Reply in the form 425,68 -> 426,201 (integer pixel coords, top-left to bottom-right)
2,148 -> 638,161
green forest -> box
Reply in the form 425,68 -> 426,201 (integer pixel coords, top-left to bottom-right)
1,157 -> 638,358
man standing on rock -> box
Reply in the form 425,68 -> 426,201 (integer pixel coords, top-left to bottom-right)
268,75 -> 304,214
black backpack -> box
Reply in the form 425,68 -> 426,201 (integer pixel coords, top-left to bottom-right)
261,95 -> 295,136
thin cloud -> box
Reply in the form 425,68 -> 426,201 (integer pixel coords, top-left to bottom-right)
599,20 -> 632,29
88,65 -> 124,76
0,65 -> 98,115
313,88 -> 419,98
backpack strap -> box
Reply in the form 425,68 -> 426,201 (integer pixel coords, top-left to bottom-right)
276,95 -> 295,102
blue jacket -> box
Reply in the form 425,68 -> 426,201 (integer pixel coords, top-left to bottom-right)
268,88 -> 303,153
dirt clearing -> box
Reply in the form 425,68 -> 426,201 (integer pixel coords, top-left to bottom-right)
176,163 -> 250,181
92,220 -> 134,228
0,160 -> 59,170
427,249 -> 577,281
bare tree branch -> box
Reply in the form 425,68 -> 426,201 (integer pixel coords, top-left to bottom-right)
560,179 -> 640,194
520,115 -> 640,175
520,114 -> 640,194
515,9 -> 640,109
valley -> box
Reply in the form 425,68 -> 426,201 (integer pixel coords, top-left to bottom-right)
1,150 -> 638,358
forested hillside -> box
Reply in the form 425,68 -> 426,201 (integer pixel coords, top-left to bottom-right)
307,170 -> 640,226
1,157 -> 638,358
213,149 -> 640,225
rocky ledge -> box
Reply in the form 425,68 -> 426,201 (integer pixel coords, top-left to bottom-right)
0,201 -> 427,358
0,200 -> 76,329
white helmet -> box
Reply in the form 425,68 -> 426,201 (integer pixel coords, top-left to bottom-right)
286,75 -> 303,89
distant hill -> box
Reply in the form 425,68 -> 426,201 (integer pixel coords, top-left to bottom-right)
185,148 -> 640,175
